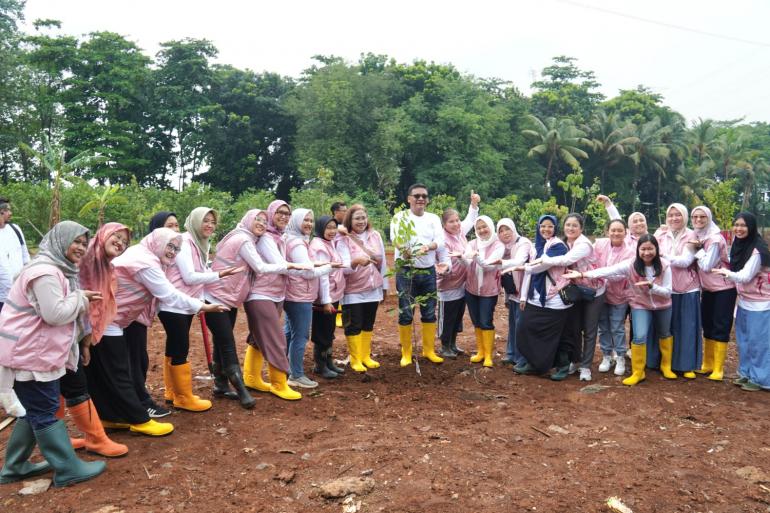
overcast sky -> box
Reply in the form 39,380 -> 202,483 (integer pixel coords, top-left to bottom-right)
22,0 -> 770,124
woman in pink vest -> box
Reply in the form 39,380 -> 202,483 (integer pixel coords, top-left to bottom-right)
158,207 -> 240,413
336,204 -> 388,371
711,212 -> 770,391
310,216 -> 347,379
57,223 -> 130,458
242,200 -> 303,400
496,218 -> 532,367
597,195 -> 648,243
0,221 -> 106,487
690,206 -> 736,381
564,234 -> 673,386
463,216 -> 504,367
436,208 -> 470,359
593,219 -> 635,376
87,228 -> 225,435
508,215 -> 572,379
283,208 -> 333,389
205,209 -> 292,409
654,203 -> 701,379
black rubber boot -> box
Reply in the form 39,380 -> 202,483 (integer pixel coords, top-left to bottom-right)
224,364 -> 257,409
439,337 -> 458,359
325,347 -> 345,374
450,332 -> 465,355
211,362 -> 237,400
314,345 -> 338,379
550,351 -> 570,381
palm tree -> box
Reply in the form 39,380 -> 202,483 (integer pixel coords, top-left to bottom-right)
731,155 -> 769,210
714,131 -> 747,181
522,114 -> 590,193
676,162 -> 715,208
628,117 -> 671,219
20,135 -> 107,228
583,111 -> 638,192
688,118 -> 721,165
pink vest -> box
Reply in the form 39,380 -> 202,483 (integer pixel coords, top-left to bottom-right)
249,231 -> 287,300
594,238 -> 634,305
465,239 -> 503,297
344,230 -> 385,294
135,300 -> 156,327
208,232 -> 254,307
0,264 -> 78,372
531,238 -> 570,300
625,260 -> 672,311
437,232 -> 468,292
698,233 -> 735,292
165,233 -> 208,299
113,254 -> 157,329
656,228 -> 700,293
285,237 -> 319,302
568,235 -> 602,289
309,238 -> 345,303
506,237 -> 532,296
736,250 -> 770,302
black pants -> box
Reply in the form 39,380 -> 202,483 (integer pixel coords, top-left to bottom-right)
701,288 -> 738,342
125,321 -> 154,407
438,297 -> 465,344
84,334 -> 151,424
343,301 -> 378,336
205,308 -> 239,368
311,301 -> 339,351
158,311 -> 194,365
59,363 -> 89,407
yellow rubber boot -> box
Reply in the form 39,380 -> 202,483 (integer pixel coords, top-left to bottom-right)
658,336 -> 678,379
346,334 -> 367,372
163,356 -> 174,403
243,345 -> 270,392
267,364 -> 301,400
335,311 -> 343,328
421,323 -> 443,364
482,330 -> 495,367
622,343 -> 647,386
129,419 -> 174,437
696,337 -> 715,374
470,328 -> 484,363
708,341 -> 728,381
360,331 -> 380,369
399,325 -> 413,367
169,362 -> 212,412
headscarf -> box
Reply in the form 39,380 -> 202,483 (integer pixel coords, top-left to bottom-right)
473,215 -> 497,252
530,214 -> 569,306
184,207 -> 217,265
315,215 -> 336,240
30,220 -> 90,291
627,212 -> 646,230
286,208 -> 312,242
730,212 -> 770,272
691,205 -> 721,239
266,199 -> 289,237
666,203 -> 689,242
496,218 -> 519,258
80,222 -> 130,343
218,209 -> 261,249
141,228 -> 182,266
148,211 -> 177,232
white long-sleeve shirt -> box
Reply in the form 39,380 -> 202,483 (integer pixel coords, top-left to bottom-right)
0,223 -> 30,302
160,240 -> 218,312
695,245 -> 720,272
337,232 -> 388,305
391,210 -> 444,268
585,261 -> 672,299
724,254 -> 769,311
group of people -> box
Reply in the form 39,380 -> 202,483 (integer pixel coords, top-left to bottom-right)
0,183 -> 768,488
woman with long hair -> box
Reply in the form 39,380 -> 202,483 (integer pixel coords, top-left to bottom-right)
436,208 -> 469,358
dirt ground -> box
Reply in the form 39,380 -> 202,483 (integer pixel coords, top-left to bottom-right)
3,296 -> 770,512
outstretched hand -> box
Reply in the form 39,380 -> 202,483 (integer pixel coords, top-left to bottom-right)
83,290 -> 103,302
201,303 -> 230,313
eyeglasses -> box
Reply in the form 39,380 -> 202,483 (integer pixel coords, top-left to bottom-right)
275,210 -> 291,218
165,243 -> 181,255
411,194 -> 428,200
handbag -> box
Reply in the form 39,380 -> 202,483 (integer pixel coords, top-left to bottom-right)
546,272 -> 596,305
500,272 -> 517,296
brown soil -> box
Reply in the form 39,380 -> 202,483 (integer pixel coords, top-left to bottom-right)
3,294 -> 770,512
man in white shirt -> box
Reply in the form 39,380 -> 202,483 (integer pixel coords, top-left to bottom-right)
0,198 -> 30,312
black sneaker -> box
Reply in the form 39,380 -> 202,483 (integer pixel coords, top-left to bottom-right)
147,403 -> 171,418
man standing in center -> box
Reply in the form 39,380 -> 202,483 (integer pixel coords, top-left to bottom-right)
390,184 -> 447,367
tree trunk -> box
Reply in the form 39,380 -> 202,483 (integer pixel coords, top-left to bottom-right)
657,170 -> 662,225
545,153 -> 554,193
49,179 -> 61,229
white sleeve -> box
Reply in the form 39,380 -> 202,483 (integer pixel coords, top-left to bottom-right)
239,242 -> 287,275
288,243 -> 331,278
584,260 -> 632,281
519,269 -> 532,302
667,247 -> 697,267
17,226 -> 30,264
725,253 -> 761,284
337,239 -> 356,275
476,245 -> 505,270
378,235 -> 389,291
651,267 -> 672,297
176,243 -> 219,285
606,202 -> 621,221
541,242 -> 591,267
29,275 -> 88,326
257,236 -> 286,264
696,244 -> 720,272
0,264 -> 11,294
432,216 -> 445,252
501,243 -> 530,269
137,268 -> 204,313
460,205 -> 479,236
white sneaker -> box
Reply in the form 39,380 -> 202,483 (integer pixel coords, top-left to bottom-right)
579,368 -> 592,381
568,362 -> 579,375
614,357 -> 626,376
287,375 -> 318,388
598,355 -> 613,372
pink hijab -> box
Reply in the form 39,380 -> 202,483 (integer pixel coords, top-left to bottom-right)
79,222 -> 130,343
266,200 -> 289,237
217,209 -> 262,250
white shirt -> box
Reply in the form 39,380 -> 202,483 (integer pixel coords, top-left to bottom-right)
337,231 -> 388,305
160,240 -> 218,309
0,223 -> 30,302
725,254 -> 770,311
391,210 -> 444,268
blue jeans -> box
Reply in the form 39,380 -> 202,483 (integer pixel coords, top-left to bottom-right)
397,266 -> 437,325
598,303 -> 628,356
465,293 -> 497,330
506,300 -> 526,365
284,301 -> 313,379
14,379 -> 60,431
630,307 -> 672,345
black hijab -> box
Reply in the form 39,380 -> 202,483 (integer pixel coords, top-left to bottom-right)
315,215 -> 336,240
730,212 -> 770,271
148,211 -> 177,232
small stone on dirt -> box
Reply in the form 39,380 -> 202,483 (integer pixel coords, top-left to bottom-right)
319,477 -> 375,498
274,470 -> 296,484
301,452 -> 311,460
547,425 -> 570,435
342,495 -> 362,513
360,469 -> 374,476
18,478 -> 51,495
91,507 -> 125,513
256,463 -> 273,470
580,384 -> 610,394
736,466 -> 770,483
215,427 -> 228,436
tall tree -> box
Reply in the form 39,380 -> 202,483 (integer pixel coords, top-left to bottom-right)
628,117 -> 671,218
530,56 -> 604,123
583,111 -> 638,192
521,114 -> 590,193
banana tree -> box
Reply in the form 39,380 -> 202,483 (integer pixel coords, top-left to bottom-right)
78,183 -> 127,228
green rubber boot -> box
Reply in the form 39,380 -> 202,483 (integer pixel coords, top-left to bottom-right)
34,420 -> 106,487
0,419 -> 52,484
